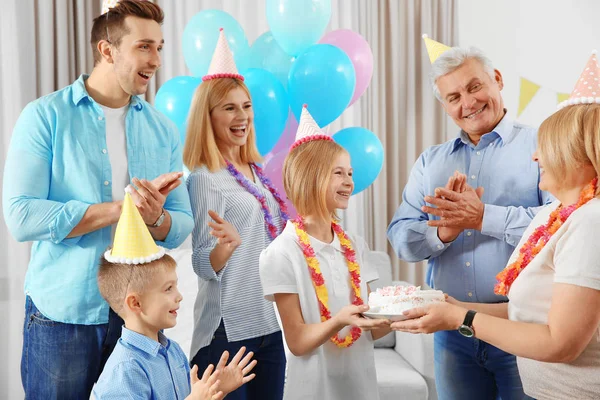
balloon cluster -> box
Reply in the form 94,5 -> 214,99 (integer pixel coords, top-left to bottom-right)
155,0 -> 384,203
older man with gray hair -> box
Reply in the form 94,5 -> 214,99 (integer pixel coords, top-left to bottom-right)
387,38 -> 552,399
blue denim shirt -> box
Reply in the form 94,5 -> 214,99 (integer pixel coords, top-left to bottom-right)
387,116 -> 554,303
3,75 -> 193,324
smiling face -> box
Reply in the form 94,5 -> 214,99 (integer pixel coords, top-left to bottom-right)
210,87 -> 254,151
436,58 -> 505,138
137,266 -> 182,332
325,151 -> 354,212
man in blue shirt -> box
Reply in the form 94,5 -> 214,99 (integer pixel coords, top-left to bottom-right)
2,1 -> 193,398
387,44 -> 552,399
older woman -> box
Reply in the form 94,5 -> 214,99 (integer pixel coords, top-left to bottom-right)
392,101 -> 600,399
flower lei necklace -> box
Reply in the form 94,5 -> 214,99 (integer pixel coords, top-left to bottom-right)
495,177 -> 598,295
292,216 -> 363,348
226,161 -> 289,240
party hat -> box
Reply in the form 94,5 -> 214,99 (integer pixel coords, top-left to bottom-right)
290,104 -> 333,150
203,28 -> 244,82
102,0 -> 119,14
422,34 -> 451,64
104,192 -> 165,264
557,50 -> 600,110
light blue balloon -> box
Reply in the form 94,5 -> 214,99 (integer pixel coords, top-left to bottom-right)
333,127 -> 384,194
248,31 -> 296,89
182,10 -> 249,77
155,76 -> 201,145
266,0 -> 331,56
288,44 -> 355,127
242,68 -> 289,156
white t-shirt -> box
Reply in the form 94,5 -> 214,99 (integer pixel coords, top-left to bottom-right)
259,221 -> 380,400
508,199 -> 600,400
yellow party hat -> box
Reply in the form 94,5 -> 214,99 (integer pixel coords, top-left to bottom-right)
422,34 -> 451,64
104,192 -> 165,264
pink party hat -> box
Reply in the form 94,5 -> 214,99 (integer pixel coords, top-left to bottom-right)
203,28 -> 244,82
558,50 -> 600,110
290,105 -> 333,150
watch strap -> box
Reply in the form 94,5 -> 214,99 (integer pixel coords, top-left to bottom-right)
463,309 -> 477,328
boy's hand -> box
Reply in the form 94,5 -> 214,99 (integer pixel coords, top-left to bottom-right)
188,364 -> 223,400
214,347 -> 257,395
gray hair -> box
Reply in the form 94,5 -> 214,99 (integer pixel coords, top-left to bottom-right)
431,47 -> 495,101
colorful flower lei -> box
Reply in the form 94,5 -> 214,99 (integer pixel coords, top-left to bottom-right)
226,161 -> 289,240
292,216 -> 363,348
494,177 -> 598,295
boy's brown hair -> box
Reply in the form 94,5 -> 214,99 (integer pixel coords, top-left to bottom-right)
90,0 -> 164,64
97,254 -> 177,315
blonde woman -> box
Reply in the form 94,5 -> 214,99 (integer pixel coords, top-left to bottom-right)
391,102 -> 600,400
183,32 -> 287,400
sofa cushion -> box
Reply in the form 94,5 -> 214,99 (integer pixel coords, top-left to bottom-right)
374,348 -> 429,400
366,251 -> 396,348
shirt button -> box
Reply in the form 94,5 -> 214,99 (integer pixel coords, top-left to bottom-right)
465,262 -> 471,267
476,151 -> 481,155
468,292 -> 473,297
466,231 -> 472,236
104,180 -> 109,186
98,116 -> 103,121
471,175 -> 476,180
437,244 -> 443,249
102,149 -> 107,154
488,143 -> 493,147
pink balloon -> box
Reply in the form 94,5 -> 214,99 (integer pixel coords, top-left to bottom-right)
263,149 -> 297,219
270,110 -> 298,155
319,29 -> 373,106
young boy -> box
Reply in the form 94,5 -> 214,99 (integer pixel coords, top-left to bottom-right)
93,192 -> 256,399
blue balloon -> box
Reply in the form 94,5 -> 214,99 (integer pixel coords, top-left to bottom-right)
248,31 -> 295,89
333,127 -> 384,194
242,68 -> 289,156
182,10 -> 249,77
266,0 -> 331,56
288,44 -> 355,127
155,76 -> 201,144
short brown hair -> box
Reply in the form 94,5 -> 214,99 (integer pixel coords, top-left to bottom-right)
183,78 -> 262,172
90,0 -> 164,64
538,103 -> 600,195
97,254 -> 177,315
283,140 -> 347,221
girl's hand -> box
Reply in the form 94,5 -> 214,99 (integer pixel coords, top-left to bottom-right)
334,304 -> 391,331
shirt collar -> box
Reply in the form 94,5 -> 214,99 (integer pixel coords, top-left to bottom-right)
120,326 -> 169,357
283,220 -> 343,255
71,74 -> 144,111
449,109 -> 514,154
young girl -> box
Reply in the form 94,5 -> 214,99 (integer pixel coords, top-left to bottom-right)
259,105 -> 391,399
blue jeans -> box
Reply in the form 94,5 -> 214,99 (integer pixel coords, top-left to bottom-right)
190,321 -> 286,400
434,330 -> 532,400
21,296 -> 123,400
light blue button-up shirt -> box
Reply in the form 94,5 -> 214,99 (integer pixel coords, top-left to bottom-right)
93,327 -> 191,400
387,116 -> 554,303
3,75 -> 193,324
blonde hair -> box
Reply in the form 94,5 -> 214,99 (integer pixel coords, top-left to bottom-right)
283,140 -> 347,221
183,78 -> 262,172
538,103 -> 600,195
97,254 -> 177,316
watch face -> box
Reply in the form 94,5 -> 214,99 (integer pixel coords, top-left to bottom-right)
458,325 -> 474,338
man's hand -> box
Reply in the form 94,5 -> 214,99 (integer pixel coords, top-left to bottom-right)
434,172 -> 467,242
423,182 -> 485,231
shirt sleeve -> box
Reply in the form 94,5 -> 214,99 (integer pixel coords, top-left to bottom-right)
553,207 -> 600,291
156,121 -> 193,249
387,152 -> 452,262
92,361 -> 151,400
187,170 -> 227,281
2,101 -> 89,246
259,240 -> 298,302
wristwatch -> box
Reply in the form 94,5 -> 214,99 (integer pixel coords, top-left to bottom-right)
150,209 -> 166,228
458,310 -> 477,338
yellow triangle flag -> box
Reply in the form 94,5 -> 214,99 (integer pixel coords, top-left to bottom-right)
108,192 -> 162,263
422,34 -> 451,64
557,92 -> 570,105
517,77 -> 541,117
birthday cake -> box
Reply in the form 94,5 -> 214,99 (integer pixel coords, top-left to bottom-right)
368,285 -> 445,314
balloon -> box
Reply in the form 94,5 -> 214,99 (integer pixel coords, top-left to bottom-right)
262,149 -> 297,218
270,111 -> 298,155
154,76 -> 201,144
319,29 -> 373,106
288,44 -> 355,127
248,31 -> 296,89
242,68 -> 289,156
333,127 -> 384,194
182,10 -> 249,77
266,0 -> 331,56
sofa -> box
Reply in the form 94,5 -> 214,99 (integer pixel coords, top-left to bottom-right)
367,251 -> 438,400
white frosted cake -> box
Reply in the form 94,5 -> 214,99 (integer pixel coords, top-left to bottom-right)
368,285 -> 445,314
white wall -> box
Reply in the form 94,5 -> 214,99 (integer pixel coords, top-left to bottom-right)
455,0 -> 600,130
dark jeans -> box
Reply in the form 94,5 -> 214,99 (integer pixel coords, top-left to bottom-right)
21,296 -> 123,400
434,330 -> 534,400
190,321 -> 286,400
